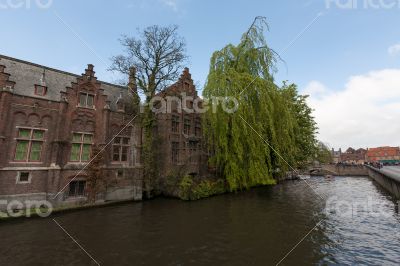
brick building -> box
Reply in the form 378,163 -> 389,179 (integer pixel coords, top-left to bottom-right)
366,147 -> 400,164
340,147 -> 367,164
156,68 -> 207,180
0,55 -> 205,208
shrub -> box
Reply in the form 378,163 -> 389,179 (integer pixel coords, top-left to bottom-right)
179,175 -> 194,200
179,176 -> 227,200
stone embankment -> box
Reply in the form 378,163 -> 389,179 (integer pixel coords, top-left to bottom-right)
367,166 -> 400,199
309,164 -> 368,176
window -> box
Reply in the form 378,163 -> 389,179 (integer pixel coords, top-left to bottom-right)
189,141 -> 197,163
187,100 -> 194,110
184,99 -> 193,110
113,137 -> 130,162
195,118 -> 201,136
34,85 -> 47,96
172,115 -> 179,133
172,142 -> 179,164
79,92 -> 95,108
14,128 -> 45,162
68,181 -> 86,197
117,100 -> 125,112
184,118 -> 191,135
70,133 -> 93,162
117,170 -> 124,178
17,172 -> 31,184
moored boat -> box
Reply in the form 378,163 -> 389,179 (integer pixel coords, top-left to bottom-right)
325,175 -> 334,179
298,174 -> 311,180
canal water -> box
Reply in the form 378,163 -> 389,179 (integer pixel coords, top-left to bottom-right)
0,177 -> 399,265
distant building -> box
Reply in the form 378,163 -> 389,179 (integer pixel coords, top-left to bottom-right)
366,147 -> 400,164
340,147 -> 366,164
331,148 -> 342,163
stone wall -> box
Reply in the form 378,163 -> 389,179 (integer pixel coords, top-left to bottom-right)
310,164 -> 368,176
367,167 -> 400,199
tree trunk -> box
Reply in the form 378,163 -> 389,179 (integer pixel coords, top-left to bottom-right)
142,104 -> 157,198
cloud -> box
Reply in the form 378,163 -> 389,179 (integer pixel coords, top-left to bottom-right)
303,69 -> 400,149
159,0 -> 179,12
302,80 -> 327,99
127,0 -> 181,12
388,43 -> 400,56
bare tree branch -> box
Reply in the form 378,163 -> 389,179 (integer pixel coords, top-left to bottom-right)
110,25 -> 188,99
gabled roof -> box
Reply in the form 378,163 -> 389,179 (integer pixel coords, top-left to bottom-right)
0,54 -> 128,111
157,67 -> 198,98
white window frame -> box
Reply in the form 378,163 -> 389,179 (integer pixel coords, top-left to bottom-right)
16,172 -> 32,184
78,92 -> 96,109
69,132 -> 94,163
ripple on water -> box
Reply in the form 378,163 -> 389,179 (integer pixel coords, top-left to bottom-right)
319,177 -> 400,265
0,176 -> 399,265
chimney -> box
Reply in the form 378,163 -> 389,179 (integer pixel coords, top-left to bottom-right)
0,65 -> 5,73
85,64 -> 95,78
181,67 -> 191,79
128,66 -> 137,93
40,69 -> 46,87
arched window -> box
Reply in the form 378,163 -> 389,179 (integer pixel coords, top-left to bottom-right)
117,99 -> 125,112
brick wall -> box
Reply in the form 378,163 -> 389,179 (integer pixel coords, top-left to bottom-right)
0,58 -> 209,206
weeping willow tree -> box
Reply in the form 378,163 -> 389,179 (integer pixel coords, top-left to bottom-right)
280,82 -> 318,168
203,17 -> 317,191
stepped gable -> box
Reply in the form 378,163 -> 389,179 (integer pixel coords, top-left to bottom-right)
157,67 -> 198,97
0,63 -> 16,90
0,54 -> 128,111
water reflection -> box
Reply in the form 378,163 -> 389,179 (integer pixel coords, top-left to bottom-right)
0,177 -> 399,265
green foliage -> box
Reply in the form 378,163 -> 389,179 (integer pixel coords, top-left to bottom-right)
142,105 -> 158,198
315,142 -> 333,164
86,145 -> 113,203
280,82 -> 318,168
179,176 -> 227,201
179,175 -> 194,200
111,25 -> 188,198
203,17 -> 318,191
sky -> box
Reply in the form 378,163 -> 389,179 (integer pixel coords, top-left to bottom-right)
1,0 -> 400,149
